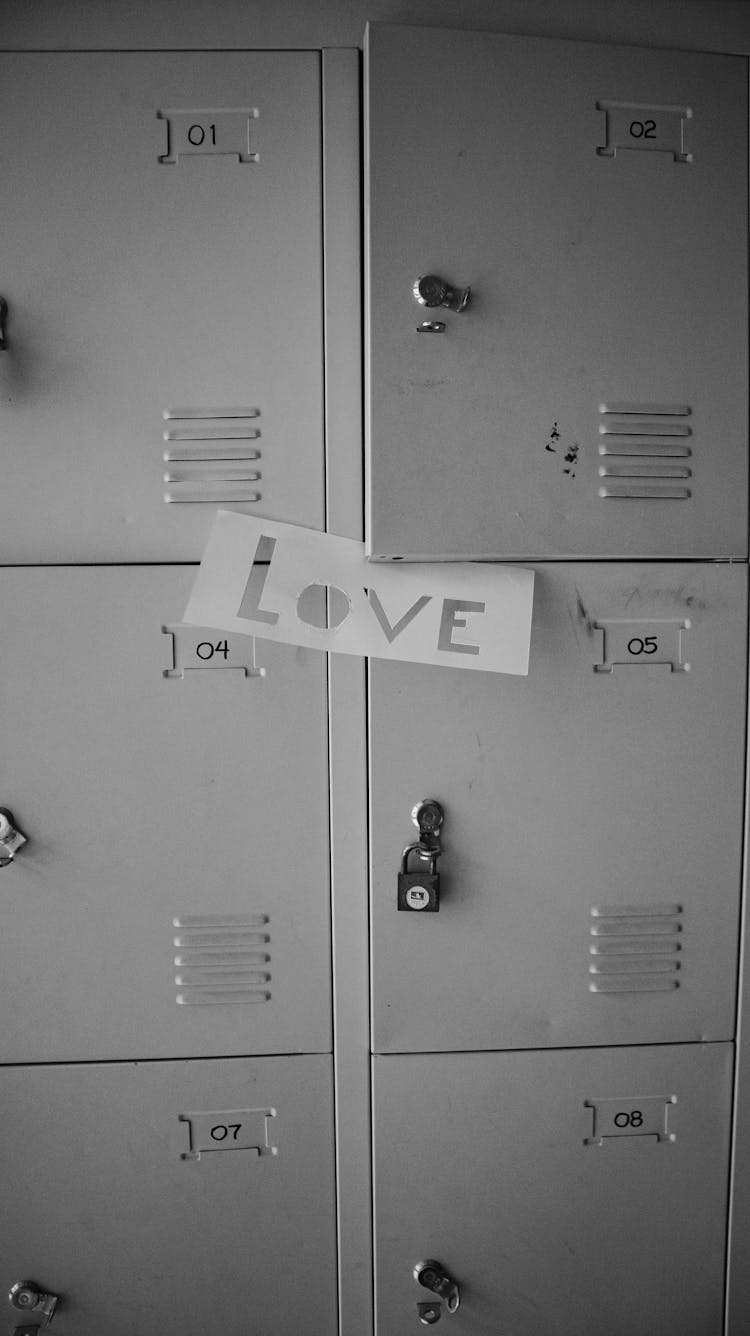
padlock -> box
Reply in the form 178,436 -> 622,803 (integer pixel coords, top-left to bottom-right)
397,844 -> 440,912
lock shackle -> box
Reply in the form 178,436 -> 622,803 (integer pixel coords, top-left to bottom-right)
401,842 -> 439,876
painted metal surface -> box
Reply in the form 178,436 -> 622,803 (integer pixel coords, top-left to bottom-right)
0,566 -> 331,1061
370,562 -> 746,1052
365,23 -> 748,558
1,1 -> 749,56
373,1044 -> 732,1334
321,47 -> 375,1336
0,1055 -> 337,1335
728,773 -> 750,1333
0,52 -> 324,561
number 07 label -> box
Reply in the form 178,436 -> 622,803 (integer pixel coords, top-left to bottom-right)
179,1107 -> 278,1160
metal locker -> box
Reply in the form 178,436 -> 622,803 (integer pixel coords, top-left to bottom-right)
364,24 -> 748,560
0,1054 -> 337,1335
0,52 -> 325,562
728,850 -> 750,1331
373,1044 -> 732,1334
370,562 -> 746,1053
0,566 -> 331,1061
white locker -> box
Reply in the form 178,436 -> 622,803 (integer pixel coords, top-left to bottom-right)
0,1055 -> 337,1335
0,566 -> 331,1061
0,53 -> 325,562
0,42 -> 342,1335
365,24 -> 748,559
371,563 -> 746,1052
373,1044 -> 732,1334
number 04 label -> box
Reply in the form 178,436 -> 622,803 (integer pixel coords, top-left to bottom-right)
163,624 -> 265,678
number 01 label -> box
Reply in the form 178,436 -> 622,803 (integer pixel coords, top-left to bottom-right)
158,108 -> 259,164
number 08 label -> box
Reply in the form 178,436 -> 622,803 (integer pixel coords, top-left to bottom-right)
585,1095 -> 677,1146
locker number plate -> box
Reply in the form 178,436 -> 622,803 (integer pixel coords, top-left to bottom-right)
597,100 -> 692,163
594,619 -> 690,673
584,1095 -> 676,1145
179,1107 -> 277,1160
163,624 -> 264,678
158,108 -> 259,164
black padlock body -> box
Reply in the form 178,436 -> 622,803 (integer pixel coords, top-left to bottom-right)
397,871 -> 440,912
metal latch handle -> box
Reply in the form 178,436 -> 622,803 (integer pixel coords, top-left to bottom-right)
414,1260 -> 461,1314
413,276 -> 471,314
0,808 -> 28,867
9,1282 -> 59,1329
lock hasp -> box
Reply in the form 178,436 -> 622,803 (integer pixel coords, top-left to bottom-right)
365,24 -> 747,559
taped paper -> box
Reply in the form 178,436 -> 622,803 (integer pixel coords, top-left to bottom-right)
184,513 -> 534,675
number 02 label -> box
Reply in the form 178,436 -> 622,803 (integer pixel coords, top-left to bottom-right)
597,100 -> 693,163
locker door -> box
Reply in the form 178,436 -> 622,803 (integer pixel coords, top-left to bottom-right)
370,563 -> 746,1053
373,1045 -> 732,1334
0,53 -> 324,562
365,24 -> 747,559
0,566 -> 331,1061
0,1055 -> 337,1336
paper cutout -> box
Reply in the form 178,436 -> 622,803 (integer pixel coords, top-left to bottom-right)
184,513 -> 534,676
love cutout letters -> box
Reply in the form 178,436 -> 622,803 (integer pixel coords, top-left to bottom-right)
184,512 -> 534,675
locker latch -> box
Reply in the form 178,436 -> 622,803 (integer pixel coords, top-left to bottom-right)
414,1260 -> 461,1316
413,275 -> 470,332
0,297 -> 8,350
397,800 -> 445,912
0,809 -> 28,867
8,1282 -> 59,1330
413,275 -> 471,314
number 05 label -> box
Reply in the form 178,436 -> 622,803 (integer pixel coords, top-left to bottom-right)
594,618 -> 690,674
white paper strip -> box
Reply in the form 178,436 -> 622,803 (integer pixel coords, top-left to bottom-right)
184,512 -> 534,676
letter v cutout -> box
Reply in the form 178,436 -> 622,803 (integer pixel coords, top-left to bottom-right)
366,589 -> 432,643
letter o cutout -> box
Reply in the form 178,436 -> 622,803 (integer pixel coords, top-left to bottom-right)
296,583 -> 351,631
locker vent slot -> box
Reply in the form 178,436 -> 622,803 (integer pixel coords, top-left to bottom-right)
173,913 -> 272,1005
589,904 -> 682,992
163,408 -> 263,504
598,404 -> 692,500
